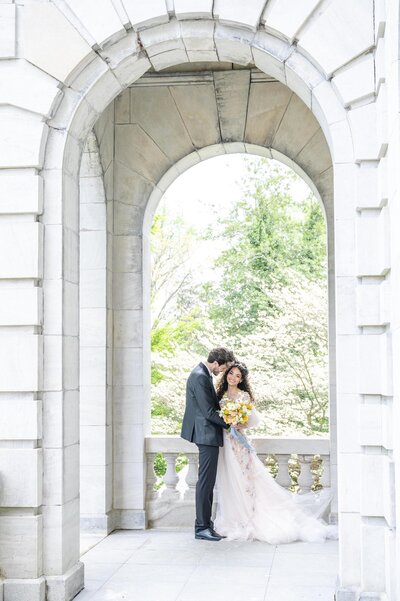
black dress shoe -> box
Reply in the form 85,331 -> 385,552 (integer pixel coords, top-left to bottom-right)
195,528 -> 222,541
210,528 -> 226,539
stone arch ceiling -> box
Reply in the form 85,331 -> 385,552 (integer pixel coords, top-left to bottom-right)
93,64 -> 333,214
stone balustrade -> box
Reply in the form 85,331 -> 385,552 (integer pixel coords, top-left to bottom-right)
145,435 -> 331,527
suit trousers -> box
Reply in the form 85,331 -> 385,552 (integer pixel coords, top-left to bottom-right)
195,444 -> 220,533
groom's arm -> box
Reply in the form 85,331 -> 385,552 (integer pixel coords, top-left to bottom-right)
193,376 -> 230,429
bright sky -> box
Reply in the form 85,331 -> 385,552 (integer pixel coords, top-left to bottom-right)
156,154 -> 313,284
161,154 -> 311,226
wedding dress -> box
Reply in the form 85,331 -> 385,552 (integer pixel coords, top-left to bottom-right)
214,392 -> 337,544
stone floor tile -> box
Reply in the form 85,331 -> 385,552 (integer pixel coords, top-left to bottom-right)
265,583 -> 336,601
109,563 -> 196,583
186,565 -> 270,587
177,580 -> 267,601
90,580 -> 186,601
126,547 -> 206,565
76,529 -> 338,601
74,579 -> 105,601
81,546 -> 135,564
80,534 -> 106,555
82,562 -> 123,582
276,540 -> 338,554
199,546 -> 275,567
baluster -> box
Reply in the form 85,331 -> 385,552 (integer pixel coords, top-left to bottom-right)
310,454 -> 324,491
264,454 -> 279,479
288,453 -> 301,493
146,452 -> 158,500
162,452 -> 180,500
184,453 -> 198,500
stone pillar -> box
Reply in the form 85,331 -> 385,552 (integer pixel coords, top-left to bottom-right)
384,2 -> 400,600
41,129 -> 83,601
112,91 -> 148,528
0,167 -> 45,601
335,5 -> 393,596
79,129 -> 113,533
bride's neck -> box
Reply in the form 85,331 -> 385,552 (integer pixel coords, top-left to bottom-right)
227,385 -> 239,397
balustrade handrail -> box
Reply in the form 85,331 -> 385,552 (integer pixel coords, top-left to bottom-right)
145,435 -> 332,526
145,435 -> 330,455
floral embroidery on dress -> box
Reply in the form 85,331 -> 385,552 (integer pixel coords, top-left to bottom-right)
221,393 -> 256,528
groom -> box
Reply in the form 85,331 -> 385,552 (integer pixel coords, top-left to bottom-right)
181,347 -> 235,541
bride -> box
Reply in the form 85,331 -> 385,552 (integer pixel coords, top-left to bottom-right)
213,362 -> 337,544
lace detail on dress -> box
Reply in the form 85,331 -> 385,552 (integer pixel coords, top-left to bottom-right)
220,393 -> 256,530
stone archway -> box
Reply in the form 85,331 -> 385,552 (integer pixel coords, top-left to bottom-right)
0,3 -> 395,601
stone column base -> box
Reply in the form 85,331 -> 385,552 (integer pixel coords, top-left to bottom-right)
46,562 -> 84,601
115,509 -> 147,529
3,577 -> 45,601
80,512 -> 115,534
336,589 -> 387,601
336,589 -> 361,601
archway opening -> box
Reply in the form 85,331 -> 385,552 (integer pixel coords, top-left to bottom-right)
147,152 -> 334,518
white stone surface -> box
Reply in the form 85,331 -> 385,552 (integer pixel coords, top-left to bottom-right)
122,0 -> 169,29
42,390 -> 79,449
356,209 -> 389,276
0,107 -> 48,169
80,347 -> 106,387
57,0 -> 124,46
0,60 -> 61,118
284,49 -> 323,107
356,284 -> 383,326
214,70 -> 250,142
3,577 -> 45,601
214,23 -> 254,65
0,515 -> 42,579
130,86 -> 194,161
0,171 -> 43,215
358,334 -> 389,395
332,54 -> 375,107
262,0 -> 320,40
0,4 -> 15,58
0,336 -> 41,392
214,0 -> 267,30
312,81 -> 346,127
0,450 -> 42,507
80,425 -> 111,467
174,0 -> 213,19
298,0 -> 374,76
361,455 -> 385,516
0,288 -> 41,326
0,400 -> 42,440
356,164 -> 380,209
113,348 -> 143,386
140,21 -> 184,57
21,3 -> 93,84
349,102 -> 384,162
338,513 -> 361,585
359,403 -> 383,447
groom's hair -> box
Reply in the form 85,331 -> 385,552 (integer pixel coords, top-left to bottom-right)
208,347 -> 235,365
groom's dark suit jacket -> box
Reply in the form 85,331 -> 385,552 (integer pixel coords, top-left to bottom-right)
181,363 -> 229,447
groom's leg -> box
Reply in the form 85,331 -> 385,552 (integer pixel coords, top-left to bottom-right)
195,444 -> 219,533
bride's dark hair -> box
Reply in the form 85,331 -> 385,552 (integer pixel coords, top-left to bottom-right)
216,362 -> 255,402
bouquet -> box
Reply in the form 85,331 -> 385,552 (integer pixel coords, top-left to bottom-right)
219,398 -> 254,427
